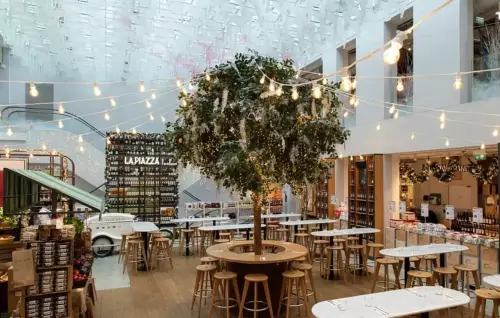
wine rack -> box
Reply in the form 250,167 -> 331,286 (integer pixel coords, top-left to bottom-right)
105,132 -> 178,224
347,155 -> 383,243
451,211 -> 499,237
315,179 -> 329,219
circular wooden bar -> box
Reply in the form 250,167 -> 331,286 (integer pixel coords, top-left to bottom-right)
206,240 -> 308,317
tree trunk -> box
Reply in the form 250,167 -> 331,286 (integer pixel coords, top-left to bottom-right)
252,194 -> 262,255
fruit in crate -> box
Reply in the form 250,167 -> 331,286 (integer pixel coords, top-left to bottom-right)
73,270 -> 88,281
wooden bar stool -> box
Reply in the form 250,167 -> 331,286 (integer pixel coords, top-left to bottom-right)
248,231 -> 254,239
324,246 -> 345,282
294,233 -> 310,249
179,229 -> 195,255
371,258 -> 400,292
118,232 -> 137,263
239,273 -> 274,318
267,225 -> 279,240
422,255 -> 439,271
191,225 -> 200,251
219,232 -> 232,241
397,257 -> 422,279
192,264 -> 217,318
309,226 -> 320,234
199,229 -> 211,256
122,239 -> 149,274
292,262 -> 318,304
151,238 -> 173,271
454,264 -> 480,297
213,239 -> 230,245
432,267 -> 458,289
405,270 -> 432,288
277,270 -> 309,318
473,289 -> 500,318
367,243 -> 384,261
276,228 -> 290,241
345,244 -> 367,283
311,240 -> 328,273
208,271 -> 240,318
297,227 -> 307,234
201,256 -> 220,270
170,227 -> 182,253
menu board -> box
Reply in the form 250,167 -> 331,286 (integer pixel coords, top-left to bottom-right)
472,207 -> 483,223
421,203 -> 429,217
445,205 -> 455,220
399,201 -> 407,213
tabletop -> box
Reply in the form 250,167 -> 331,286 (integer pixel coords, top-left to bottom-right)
131,222 -> 159,232
380,243 -> 468,258
206,240 -> 308,264
312,286 -> 470,318
244,213 -> 301,219
199,224 -> 266,231
311,228 -> 380,237
170,217 -> 230,223
280,219 -> 337,226
483,275 -> 500,288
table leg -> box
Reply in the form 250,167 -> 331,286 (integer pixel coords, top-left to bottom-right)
328,236 -> 334,280
358,234 -> 364,275
319,223 -> 324,231
294,225 -> 298,238
246,229 -> 250,240
185,223 -> 191,256
138,231 -> 149,271
404,257 -> 410,287
215,230 -> 220,240
439,254 -> 446,286
421,312 -> 430,318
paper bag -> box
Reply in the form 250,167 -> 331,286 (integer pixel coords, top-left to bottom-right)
12,249 -> 35,288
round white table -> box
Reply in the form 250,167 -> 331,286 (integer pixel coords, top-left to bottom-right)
483,275 -> 500,289
199,223 -> 266,240
170,217 -> 230,255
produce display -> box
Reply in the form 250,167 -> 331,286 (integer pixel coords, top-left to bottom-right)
73,247 -> 93,288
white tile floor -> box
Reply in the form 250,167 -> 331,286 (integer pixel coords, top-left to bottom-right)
92,253 -> 130,291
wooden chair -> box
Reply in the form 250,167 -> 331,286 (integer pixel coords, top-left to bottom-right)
277,270 -> 309,318
238,274 -> 274,318
117,232 -> 138,263
276,228 -> 290,241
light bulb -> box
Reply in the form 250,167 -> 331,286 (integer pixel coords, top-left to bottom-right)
389,104 -> 396,114
29,83 -> 39,97
260,75 -> 265,84
132,127 -> 137,135
79,145 -> 84,152
93,83 -> 101,96
360,155 -> 364,160
205,73 -> 211,81
349,96 -> 356,105
29,153 -> 33,158
446,156 -> 450,160
139,80 -> 145,92
182,98 -> 187,106
440,122 -> 445,130
343,110 -> 349,117
341,76 -> 352,92
58,103 -> 65,114
322,78 -> 327,85
161,116 -> 166,122
394,110 -> 399,119
494,128 -> 499,137
440,111 -> 446,123
351,78 -> 358,89
269,81 -> 275,92
276,85 -> 283,96
176,78 -> 182,88
445,139 -> 450,147
411,133 -> 415,140
396,78 -> 404,92
453,73 -> 463,90
338,153 -> 343,159
146,100 -> 152,108
58,120 -> 64,129
313,86 -> 322,99
149,113 -> 154,121
354,99 -> 360,107
52,150 -> 57,156
42,143 -> 47,150
104,111 -> 110,121
189,82 -> 194,90
291,87 -> 299,100
295,71 -> 300,79
151,89 -> 157,99
383,45 -> 401,65
376,123 -> 381,131
110,97 -> 116,107
115,126 -> 120,133
6,127 -> 12,136
78,135 -> 83,143
182,87 -> 188,95
4,152 -> 8,158
350,156 -> 353,161
481,142 -> 485,150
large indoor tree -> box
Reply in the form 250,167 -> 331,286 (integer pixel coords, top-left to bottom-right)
165,51 -> 349,255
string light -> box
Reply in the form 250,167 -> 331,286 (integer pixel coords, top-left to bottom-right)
79,145 -> 84,152
149,113 -> 154,121
176,78 -> 182,88
139,80 -> 145,92
58,120 -> 64,129
481,142 -> 485,150
51,150 -> 57,156
291,87 -> 299,100
338,153 -> 343,159
352,77 -> 358,89
29,153 -> 33,159
104,111 -> 110,121
389,104 -> 396,114
132,127 -> 137,135
58,103 -> 65,114
445,155 -> 450,160
343,110 -> 349,117
440,111 -> 446,123
440,122 -> 445,130
182,87 -> 188,95
182,98 -> 187,106
360,155 -> 364,160
295,71 -> 300,79
411,132 -> 415,140
115,126 -> 120,133
350,156 -> 353,161
6,127 -> 12,136
494,128 -> 499,137
322,78 -> 328,85
151,89 -> 157,99
453,72 -> 463,90
42,143 -> 47,150
93,83 -> 101,96
78,135 -> 83,143
396,78 -> 404,92
260,75 -> 265,84
146,100 -> 152,108
394,110 -> 399,119
269,81 -> 276,92
340,70 -> 352,92
445,139 -> 450,147
383,30 -> 407,65
349,96 -> 356,105
313,85 -> 322,99
161,116 -> 166,122
376,122 -> 381,131
29,83 -> 39,97
354,98 -> 359,107
276,85 -> 283,96
205,73 -> 211,82
189,82 -> 194,90
110,97 -> 116,107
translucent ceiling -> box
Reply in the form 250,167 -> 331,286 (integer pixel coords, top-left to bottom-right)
0,0 -> 409,82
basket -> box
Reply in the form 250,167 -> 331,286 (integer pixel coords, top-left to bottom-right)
0,236 -> 14,245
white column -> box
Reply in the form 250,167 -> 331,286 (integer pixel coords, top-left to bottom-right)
334,158 -> 347,204
383,154 -> 400,232
322,45 -> 344,82
413,0 -> 473,109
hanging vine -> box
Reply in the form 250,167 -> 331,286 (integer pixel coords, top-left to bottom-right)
399,162 -> 430,184
429,159 -> 459,183
466,157 -> 498,184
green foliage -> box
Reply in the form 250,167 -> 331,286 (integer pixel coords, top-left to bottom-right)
64,217 -> 84,234
165,51 -> 350,196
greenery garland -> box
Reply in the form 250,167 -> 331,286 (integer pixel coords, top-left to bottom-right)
399,162 -> 430,184
429,159 -> 459,182
466,157 -> 499,184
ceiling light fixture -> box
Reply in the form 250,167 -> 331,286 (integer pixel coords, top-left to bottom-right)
384,30 -> 407,65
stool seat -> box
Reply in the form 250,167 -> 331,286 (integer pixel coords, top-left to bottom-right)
196,264 -> 217,272
213,239 -> 230,244
367,243 -> 383,248
326,246 -> 343,251
292,263 -> 313,271
200,256 -> 218,263
474,289 -> 500,317
407,270 -> 432,279
423,255 -> 438,260
347,244 -> 364,250
244,273 -> 268,282
406,270 -> 433,288
476,289 -> 500,300
433,267 -> 457,275
376,258 -> 398,265
214,271 -> 237,280
294,257 -> 307,262
283,270 -> 304,279
313,239 -> 329,244
182,229 -> 195,233
332,238 -> 346,243
295,233 -> 309,238
454,264 -> 477,271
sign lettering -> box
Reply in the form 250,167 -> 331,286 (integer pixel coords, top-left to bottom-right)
124,156 -> 162,165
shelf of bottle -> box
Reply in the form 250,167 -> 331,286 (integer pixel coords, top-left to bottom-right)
107,185 -> 178,188
106,175 -> 178,179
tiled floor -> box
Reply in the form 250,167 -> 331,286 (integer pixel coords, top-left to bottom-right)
93,254 -> 130,291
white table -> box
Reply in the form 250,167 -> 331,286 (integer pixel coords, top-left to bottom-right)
483,275 -> 500,288
380,244 -> 469,286
171,217 -> 229,256
312,286 -> 470,318
131,222 -> 159,271
199,224 -> 266,240
244,213 -> 301,219
311,228 -> 379,280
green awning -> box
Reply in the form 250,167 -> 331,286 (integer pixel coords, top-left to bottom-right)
3,168 -> 103,213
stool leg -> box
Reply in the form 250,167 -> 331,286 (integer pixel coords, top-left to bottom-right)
391,264 -> 401,289
406,276 -> 412,288
118,238 -> 125,263
232,277 -> 241,306
472,270 -> 480,292
253,282 -> 258,318
371,262 -> 380,293
493,300 -> 500,318
208,279 -> 219,318
239,280 -> 249,318
262,280 -> 274,318
225,280 -> 230,318
286,278 -> 292,318
192,272 -> 201,309
179,234 -> 185,256
141,243 -> 149,272
277,278 -> 286,316
122,243 -> 130,274
307,268 -> 318,304
300,278 -> 310,318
